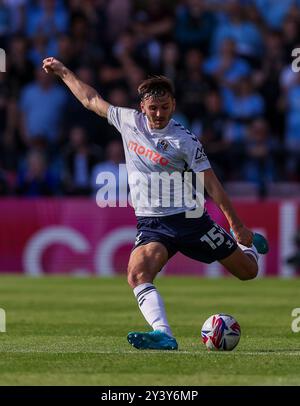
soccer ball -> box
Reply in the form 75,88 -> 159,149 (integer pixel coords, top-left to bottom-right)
201,314 -> 241,351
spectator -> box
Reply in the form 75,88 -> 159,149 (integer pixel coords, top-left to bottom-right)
177,48 -> 216,124
133,0 -> 174,43
0,0 -> 299,195
16,149 -> 59,196
160,41 -> 180,83
65,65 -> 101,139
19,67 -> 68,147
91,139 -> 126,201
3,0 -> 26,34
254,0 -> 295,29
243,119 -> 278,195
0,97 -> 21,174
113,29 -> 147,71
28,32 -> 57,67
54,34 -> 77,70
25,0 -> 69,39
211,0 -> 263,58
68,10 -> 97,64
204,38 -> 252,88
284,72 -> 300,180
0,0 -> 10,47
62,126 -> 103,196
223,76 -> 265,142
282,15 -> 300,63
175,0 -> 216,54
254,30 -> 285,135
106,0 -> 132,44
200,90 -> 230,180
7,35 -> 34,98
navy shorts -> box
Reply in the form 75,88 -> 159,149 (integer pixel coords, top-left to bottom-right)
133,210 -> 237,264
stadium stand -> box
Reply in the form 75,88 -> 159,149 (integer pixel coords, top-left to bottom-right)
0,0 -> 300,197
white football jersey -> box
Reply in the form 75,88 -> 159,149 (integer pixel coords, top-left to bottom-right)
107,105 -> 211,216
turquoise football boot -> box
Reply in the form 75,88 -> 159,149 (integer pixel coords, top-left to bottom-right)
230,228 -> 269,254
253,232 -> 269,254
127,330 -> 178,350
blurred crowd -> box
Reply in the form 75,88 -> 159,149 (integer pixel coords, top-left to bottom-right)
1,0 -> 300,198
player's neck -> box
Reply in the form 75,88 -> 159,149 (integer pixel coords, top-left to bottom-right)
146,118 -> 172,133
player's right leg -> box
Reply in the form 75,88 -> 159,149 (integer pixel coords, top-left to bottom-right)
127,242 -> 178,350
175,211 -> 260,281
219,246 -> 258,280
224,229 -> 269,280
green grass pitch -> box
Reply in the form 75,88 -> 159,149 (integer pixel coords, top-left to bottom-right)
0,276 -> 300,386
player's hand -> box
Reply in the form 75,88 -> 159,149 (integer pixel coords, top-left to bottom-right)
42,57 -> 65,77
231,224 -> 253,247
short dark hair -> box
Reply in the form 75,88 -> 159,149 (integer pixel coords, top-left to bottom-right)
138,76 -> 175,100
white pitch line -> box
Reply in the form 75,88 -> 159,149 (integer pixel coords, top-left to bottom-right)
1,350 -> 300,355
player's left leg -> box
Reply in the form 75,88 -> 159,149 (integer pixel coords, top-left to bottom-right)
219,246 -> 258,281
127,241 -> 178,350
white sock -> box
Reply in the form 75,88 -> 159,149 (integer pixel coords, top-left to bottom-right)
237,242 -> 259,263
133,283 -> 173,337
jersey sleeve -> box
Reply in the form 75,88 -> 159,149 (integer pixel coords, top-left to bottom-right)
107,105 -> 137,134
182,135 -> 211,172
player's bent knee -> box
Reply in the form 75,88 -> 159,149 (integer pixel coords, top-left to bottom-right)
220,248 -> 258,281
127,243 -> 168,288
238,261 -> 258,281
127,265 -> 152,287
127,256 -> 159,287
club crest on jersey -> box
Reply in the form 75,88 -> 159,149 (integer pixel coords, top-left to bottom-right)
157,139 -> 169,151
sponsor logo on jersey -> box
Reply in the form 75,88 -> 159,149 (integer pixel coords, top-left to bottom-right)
128,141 -> 169,167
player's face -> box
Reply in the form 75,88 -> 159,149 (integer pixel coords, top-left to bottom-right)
141,94 -> 176,130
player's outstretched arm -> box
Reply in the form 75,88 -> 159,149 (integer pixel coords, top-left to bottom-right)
203,168 -> 253,247
42,57 -> 110,118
